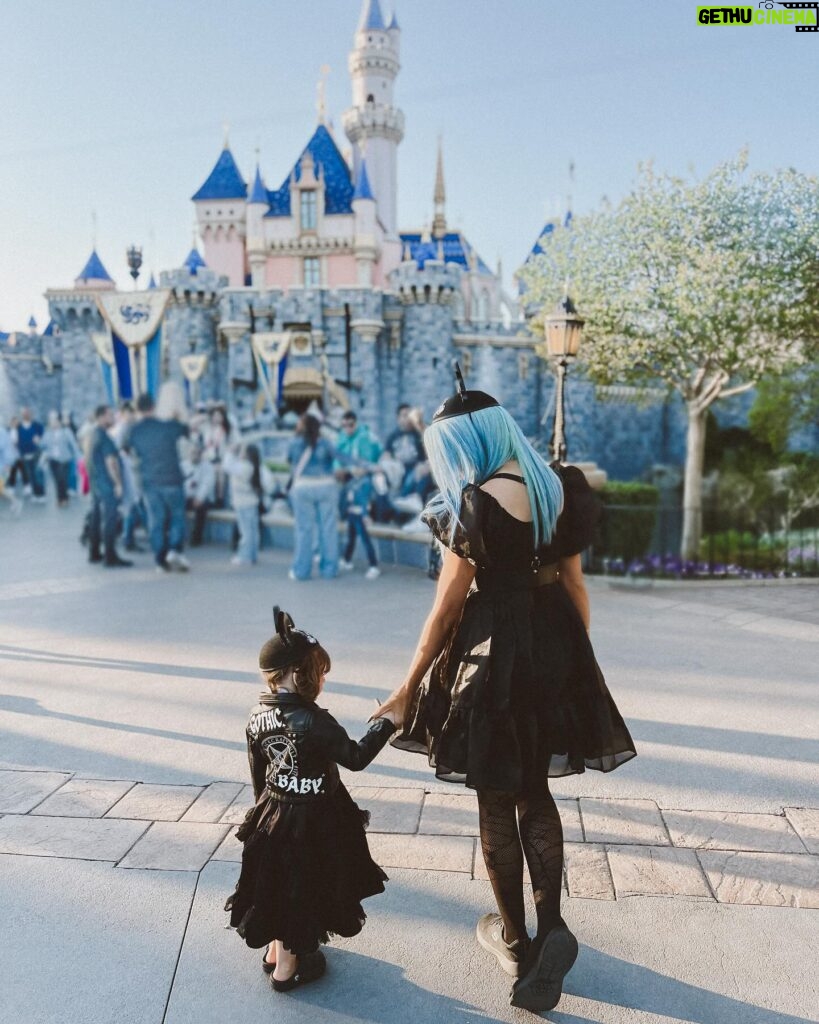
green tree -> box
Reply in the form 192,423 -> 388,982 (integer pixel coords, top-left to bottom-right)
521,153 -> 819,558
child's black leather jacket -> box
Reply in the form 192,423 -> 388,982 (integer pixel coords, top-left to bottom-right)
245,691 -> 395,803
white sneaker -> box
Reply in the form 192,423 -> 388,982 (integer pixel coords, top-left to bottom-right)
230,555 -> 248,566
339,559 -> 354,571
23,485 -> 32,497
365,566 -> 381,580
166,551 -> 191,572
288,569 -> 298,581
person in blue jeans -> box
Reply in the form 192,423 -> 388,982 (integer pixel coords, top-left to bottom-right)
287,413 -> 338,581
335,411 -> 382,579
17,408 -> 45,501
124,393 -> 190,572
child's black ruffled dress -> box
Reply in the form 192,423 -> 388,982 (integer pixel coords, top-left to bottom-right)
226,692 -> 395,954
392,464 -> 637,791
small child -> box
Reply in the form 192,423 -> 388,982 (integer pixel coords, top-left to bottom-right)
226,607 -> 397,991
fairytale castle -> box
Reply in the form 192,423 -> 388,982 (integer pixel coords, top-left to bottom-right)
1,0 -> 700,482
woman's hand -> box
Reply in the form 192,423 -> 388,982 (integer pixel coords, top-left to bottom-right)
371,687 -> 410,728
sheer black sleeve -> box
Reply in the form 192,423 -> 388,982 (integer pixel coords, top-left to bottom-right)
308,711 -> 396,771
421,485 -> 489,565
246,729 -> 267,799
554,464 -> 601,557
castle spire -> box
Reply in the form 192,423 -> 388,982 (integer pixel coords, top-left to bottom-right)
432,137 -> 447,239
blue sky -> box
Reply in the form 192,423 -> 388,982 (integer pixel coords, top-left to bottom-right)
0,0 -> 816,329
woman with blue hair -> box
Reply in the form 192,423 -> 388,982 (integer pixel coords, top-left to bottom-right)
373,369 -> 636,1013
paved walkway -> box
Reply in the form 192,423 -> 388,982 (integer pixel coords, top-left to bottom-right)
1,500 -> 818,1023
2,768 -> 818,909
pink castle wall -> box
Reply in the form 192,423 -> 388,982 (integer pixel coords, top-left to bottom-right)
327,254 -> 358,288
202,227 -> 245,287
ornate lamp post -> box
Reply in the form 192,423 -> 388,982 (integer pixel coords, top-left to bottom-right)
543,293 -> 584,463
126,245 -> 143,288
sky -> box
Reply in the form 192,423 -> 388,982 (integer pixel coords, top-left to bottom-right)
0,0 -> 816,330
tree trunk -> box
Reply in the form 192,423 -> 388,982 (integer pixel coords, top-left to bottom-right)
681,403 -> 708,560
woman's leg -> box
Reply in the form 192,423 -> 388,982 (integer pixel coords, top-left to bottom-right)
235,506 -> 253,562
272,940 -> 296,982
316,481 -> 339,578
477,788 -> 527,944
517,786 -> 565,938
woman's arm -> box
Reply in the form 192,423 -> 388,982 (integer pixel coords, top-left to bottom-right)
373,547 -> 476,723
558,553 -> 590,631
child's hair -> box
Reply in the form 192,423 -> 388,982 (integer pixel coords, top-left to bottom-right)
262,643 -> 331,701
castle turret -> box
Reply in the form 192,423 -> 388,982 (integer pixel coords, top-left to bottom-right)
352,158 -> 378,287
247,163 -> 269,289
74,249 -> 116,291
342,0 -> 404,237
192,141 -> 247,287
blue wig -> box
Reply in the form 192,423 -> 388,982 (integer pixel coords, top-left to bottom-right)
423,404 -> 564,547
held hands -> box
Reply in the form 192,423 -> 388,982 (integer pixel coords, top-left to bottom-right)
371,686 -> 410,729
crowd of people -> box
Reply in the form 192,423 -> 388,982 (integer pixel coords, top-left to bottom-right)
0,390 -> 436,581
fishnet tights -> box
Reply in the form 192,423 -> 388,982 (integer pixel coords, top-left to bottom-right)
477,787 -> 564,944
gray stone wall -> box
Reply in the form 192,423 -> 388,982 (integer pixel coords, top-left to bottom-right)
0,332 -> 62,420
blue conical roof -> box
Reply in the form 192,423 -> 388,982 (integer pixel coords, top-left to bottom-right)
184,248 -> 207,274
266,124 -> 354,218
28,316 -> 37,329
388,11 -> 399,29
359,0 -> 386,31
77,249 -> 113,282
148,273 -> 157,290
353,159 -> 375,201
248,164 -> 268,204
192,146 -> 247,201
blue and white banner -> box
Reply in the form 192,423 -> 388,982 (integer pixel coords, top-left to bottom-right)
96,289 -> 171,400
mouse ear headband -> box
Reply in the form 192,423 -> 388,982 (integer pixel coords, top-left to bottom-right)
259,606 -> 319,671
431,361 -> 499,422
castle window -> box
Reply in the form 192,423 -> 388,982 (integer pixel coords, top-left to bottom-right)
300,189 -> 318,231
303,257 -> 320,288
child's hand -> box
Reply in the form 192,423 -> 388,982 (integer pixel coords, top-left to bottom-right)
371,688 -> 408,728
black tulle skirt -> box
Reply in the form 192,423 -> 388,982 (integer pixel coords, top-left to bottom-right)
392,580 -> 637,791
225,783 -> 387,954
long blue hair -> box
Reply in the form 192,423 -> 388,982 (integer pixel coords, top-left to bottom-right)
423,404 -> 564,547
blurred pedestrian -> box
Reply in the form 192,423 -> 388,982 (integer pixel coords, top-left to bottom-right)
41,411 -> 80,507
124,392 -> 190,572
287,413 -> 339,581
336,410 -> 382,579
87,405 -> 131,567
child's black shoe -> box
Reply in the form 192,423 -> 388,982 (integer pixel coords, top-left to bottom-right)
270,949 -> 326,992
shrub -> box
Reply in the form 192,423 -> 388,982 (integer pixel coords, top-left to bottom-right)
598,482 -> 659,563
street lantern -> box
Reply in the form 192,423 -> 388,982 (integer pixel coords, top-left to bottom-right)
544,293 -> 584,463
126,245 -> 143,287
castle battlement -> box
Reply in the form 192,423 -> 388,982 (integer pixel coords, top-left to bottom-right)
390,260 -> 461,304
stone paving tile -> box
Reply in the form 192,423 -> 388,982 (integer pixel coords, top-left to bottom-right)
557,799 -> 584,843
180,782 -> 244,823
784,807 -> 819,854
607,845 -> 713,900
32,779 -> 136,818
0,814 -> 147,860
742,618 -> 819,644
348,786 -> 425,834
211,826 -> 242,863
662,809 -> 806,854
218,785 -> 255,825
106,783 -> 203,821
564,843 -> 615,900
580,798 -> 669,846
699,850 -> 819,908
0,770 -> 72,813
367,833 -> 474,873
119,822 -> 229,871
418,793 -> 478,836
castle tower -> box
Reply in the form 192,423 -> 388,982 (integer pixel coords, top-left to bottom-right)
352,158 -> 378,286
342,0 -> 404,237
246,162 -> 268,289
192,139 -> 248,287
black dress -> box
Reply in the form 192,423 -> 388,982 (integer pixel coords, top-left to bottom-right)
392,465 -> 637,791
226,692 -> 395,954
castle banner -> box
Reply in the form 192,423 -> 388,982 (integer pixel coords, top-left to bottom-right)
96,290 -> 171,348
95,289 -> 171,400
